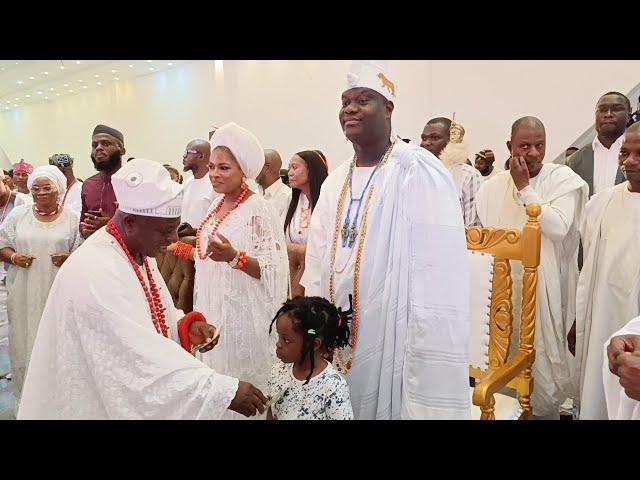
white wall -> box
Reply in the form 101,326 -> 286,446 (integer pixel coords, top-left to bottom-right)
1,60 -> 639,180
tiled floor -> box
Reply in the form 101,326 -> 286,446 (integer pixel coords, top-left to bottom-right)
0,281 -> 17,420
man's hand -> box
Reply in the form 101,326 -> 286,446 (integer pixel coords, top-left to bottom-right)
12,253 -> 36,268
607,334 -> 640,375
178,223 -> 197,238
207,233 -> 237,263
81,209 -> 111,234
228,381 -> 268,417
567,321 -> 577,357
616,353 -> 640,401
51,253 -> 70,268
510,155 -> 530,191
189,320 -> 219,352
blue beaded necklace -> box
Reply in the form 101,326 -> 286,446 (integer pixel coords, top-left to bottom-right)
341,142 -> 393,248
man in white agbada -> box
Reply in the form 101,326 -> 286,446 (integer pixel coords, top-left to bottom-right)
476,116 -> 588,419
576,123 -> 640,419
18,158 -> 268,419
301,60 -> 470,420
256,149 -> 291,224
180,139 -> 215,236
603,317 -> 640,419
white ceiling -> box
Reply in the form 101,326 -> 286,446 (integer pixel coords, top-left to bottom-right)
0,60 -> 188,113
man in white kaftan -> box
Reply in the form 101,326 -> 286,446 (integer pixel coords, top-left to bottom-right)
301,61 -> 470,420
576,123 -> 640,419
476,116 -> 588,419
18,159 -> 267,419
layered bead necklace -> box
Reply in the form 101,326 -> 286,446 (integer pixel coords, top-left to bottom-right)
329,140 -> 395,374
196,182 -> 249,260
107,221 -> 169,337
341,145 -> 391,249
34,204 -> 61,216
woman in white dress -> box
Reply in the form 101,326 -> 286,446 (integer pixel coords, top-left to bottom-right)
0,166 -> 82,398
173,123 -> 289,418
284,151 -> 328,297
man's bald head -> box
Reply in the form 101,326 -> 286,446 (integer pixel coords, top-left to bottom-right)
256,149 -> 283,189
510,116 -> 545,139
183,139 -> 211,177
507,116 -> 546,178
620,122 -> 640,189
187,139 -> 211,157
625,122 -> 640,136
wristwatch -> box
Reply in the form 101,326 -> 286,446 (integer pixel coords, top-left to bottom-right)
227,250 -> 240,268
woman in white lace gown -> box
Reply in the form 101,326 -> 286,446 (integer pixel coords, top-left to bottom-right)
0,166 -> 82,398
191,123 -> 289,419
284,151 -> 328,297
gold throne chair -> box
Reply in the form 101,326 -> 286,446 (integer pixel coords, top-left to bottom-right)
466,204 -> 541,420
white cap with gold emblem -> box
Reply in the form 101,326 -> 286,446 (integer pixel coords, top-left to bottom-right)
345,60 -> 396,101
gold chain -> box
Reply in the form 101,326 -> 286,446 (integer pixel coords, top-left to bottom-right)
329,141 -> 395,374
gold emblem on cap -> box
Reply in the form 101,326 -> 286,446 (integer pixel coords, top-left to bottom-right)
377,73 -> 396,97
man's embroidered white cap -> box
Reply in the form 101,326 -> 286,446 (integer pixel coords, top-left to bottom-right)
112,158 -> 183,218
345,60 -> 396,101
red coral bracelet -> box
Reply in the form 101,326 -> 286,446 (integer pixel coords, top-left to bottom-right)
173,241 -> 194,261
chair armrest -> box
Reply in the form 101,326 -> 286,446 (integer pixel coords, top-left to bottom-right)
472,350 -> 533,407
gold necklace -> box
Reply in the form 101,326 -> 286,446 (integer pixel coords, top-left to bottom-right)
329,141 -> 395,374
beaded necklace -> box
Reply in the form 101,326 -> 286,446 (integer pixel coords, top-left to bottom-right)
196,182 -> 249,260
341,142 -> 393,249
329,140 -> 395,374
107,221 -> 169,337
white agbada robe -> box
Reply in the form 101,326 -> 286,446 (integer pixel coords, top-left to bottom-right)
18,227 -> 239,419
576,183 -> 640,419
0,204 -> 82,398
181,175 -> 215,228
603,316 -> 640,419
476,164 -> 588,417
480,167 -> 501,182
301,139 -> 470,420
194,193 -> 289,418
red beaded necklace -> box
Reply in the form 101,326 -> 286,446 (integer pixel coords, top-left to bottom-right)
107,220 -> 169,337
196,182 -> 249,261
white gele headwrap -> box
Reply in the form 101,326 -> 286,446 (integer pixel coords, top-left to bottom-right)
27,165 -> 67,203
210,122 -> 265,180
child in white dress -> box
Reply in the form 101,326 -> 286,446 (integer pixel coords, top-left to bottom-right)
267,296 -> 353,420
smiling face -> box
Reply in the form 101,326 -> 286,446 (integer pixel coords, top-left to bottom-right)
30,178 -> 59,209
339,87 -> 393,145
208,146 -> 244,195
619,131 -> 640,187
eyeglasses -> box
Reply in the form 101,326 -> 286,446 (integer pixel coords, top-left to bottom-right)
183,150 -> 201,158
31,185 -> 56,194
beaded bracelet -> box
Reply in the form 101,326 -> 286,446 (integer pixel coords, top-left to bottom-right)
172,242 -> 194,261
233,251 -> 248,270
